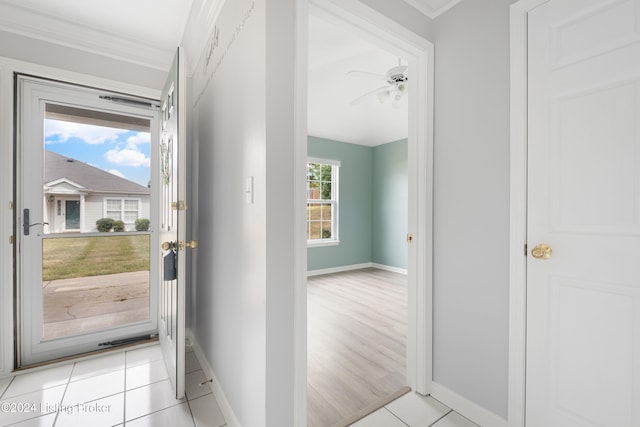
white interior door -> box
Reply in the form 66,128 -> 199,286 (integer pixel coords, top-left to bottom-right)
158,47 -> 188,399
527,1 -> 640,426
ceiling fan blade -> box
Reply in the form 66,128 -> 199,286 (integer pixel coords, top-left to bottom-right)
349,85 -> 392,106
346,70 -> 388,81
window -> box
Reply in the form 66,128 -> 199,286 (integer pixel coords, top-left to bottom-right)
307,158 -> 340,245
104,198 -> 140,223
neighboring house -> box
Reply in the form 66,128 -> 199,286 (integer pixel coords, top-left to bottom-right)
43,150 -> 150,233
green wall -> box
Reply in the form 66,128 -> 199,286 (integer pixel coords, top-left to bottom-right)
307,136 -> 373,270
372,139 -> 408,269
307,136 -> 407,271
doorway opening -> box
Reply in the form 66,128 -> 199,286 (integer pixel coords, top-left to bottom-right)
16,76 -> 160,366
296,1 -> 435,425
306,12 -> 410,426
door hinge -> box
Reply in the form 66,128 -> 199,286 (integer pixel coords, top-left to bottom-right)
524,243 -> 528,256
9,201 -> 13,210
9,235 -> 13,245
406,233 -> 413,244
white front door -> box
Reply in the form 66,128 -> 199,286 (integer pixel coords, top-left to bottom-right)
527,1 -> 640,426
158,47 -> 188,399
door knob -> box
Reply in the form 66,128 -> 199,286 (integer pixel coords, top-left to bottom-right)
531,243 -> 552,259
179,240 -> 198,250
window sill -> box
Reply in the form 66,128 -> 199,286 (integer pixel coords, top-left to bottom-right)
307,240 -> 340,248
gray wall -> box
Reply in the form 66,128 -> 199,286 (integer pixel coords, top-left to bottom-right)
432,0 -> 511,418
0,30 -> 166,89
358,0 -> 434,41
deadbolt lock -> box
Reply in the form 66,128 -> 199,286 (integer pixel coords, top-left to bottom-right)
531,243 -> 552,260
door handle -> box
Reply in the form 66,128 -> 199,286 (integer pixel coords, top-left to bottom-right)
531,243 -> 552,260
23,209 -> 49,235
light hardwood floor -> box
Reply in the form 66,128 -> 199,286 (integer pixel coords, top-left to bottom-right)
307,268 -> 408,427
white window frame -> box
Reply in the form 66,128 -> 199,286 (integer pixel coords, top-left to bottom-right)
103,197 -> 142,224
306,157 -> 340,246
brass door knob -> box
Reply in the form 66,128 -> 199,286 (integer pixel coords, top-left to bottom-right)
161,241 -> 172,251
179,240 -> 198,250
531,243 -> 552,260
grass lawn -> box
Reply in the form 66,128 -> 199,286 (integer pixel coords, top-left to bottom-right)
43,235 -> 150,281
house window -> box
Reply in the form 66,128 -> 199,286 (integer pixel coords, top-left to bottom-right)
307,158 -> 340,245
104,198 -> 140,223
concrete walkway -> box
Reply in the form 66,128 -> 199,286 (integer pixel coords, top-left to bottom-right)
43,270 -> 150,339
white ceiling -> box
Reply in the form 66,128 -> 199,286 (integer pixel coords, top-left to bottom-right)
308,15 -> 408,147
0,0 -> 463,145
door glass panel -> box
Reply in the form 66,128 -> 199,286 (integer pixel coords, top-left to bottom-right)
65,200 -> 80,229
41,104 -> 152,341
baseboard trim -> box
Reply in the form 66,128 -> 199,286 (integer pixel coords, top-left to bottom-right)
307,262 -> 373,276
307,262 -> 407,276
186,329 -> 242,427
371,263 -> 408,275
431,382 -> 507,427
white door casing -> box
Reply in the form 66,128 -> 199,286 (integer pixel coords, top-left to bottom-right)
158,47 -> 187,400
526,1 -> 640,426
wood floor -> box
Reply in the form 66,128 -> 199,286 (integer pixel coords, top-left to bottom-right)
307,268 -> 407,427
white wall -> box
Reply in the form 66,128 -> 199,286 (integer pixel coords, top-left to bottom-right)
187,0 -> 296,424
432,0 -> 511,418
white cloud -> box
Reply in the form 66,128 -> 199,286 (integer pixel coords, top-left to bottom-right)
45,120 -> 127,145
107,169 -> 126,178
104,149 -> 150,168
126,132 -> 150,149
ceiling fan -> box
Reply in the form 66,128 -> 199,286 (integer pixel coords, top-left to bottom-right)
347,60 -> 408,107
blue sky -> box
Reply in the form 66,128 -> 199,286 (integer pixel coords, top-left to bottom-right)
45,119 -> 151,186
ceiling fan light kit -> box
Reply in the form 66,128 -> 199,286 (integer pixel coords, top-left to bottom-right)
347,62 -> 408,106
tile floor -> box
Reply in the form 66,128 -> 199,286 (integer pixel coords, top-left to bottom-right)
0,343 -> 478,427
0,344 -> 226,427
351,392 -> 479,427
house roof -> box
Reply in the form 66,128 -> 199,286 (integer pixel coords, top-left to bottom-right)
45,150 -> 150,195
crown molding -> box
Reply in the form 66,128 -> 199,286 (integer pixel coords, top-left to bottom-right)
402,0 -> 464,18
0,2 -> 174,71
181,0 -> 226,76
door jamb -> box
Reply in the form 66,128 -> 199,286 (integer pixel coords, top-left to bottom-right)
509,1 -> 549,426
293,0 -> 434,424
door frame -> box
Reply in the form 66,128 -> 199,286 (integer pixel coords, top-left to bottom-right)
509,1 -> 550,426
0,56 -> 160,375
293,0 -> 434,424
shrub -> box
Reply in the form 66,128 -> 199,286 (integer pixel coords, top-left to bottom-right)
135,218 -> 150,231
96,218 -> 115,232
112,220 -> 125,232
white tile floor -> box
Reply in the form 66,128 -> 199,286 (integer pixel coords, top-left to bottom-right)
0,344 -> 226,427
0,343 -> 478,427
352,392 -> 479,427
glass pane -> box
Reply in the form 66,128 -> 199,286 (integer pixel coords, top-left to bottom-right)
124,200 -> 138,210
320,182 -> 332,200
44,106 -> 150,234
320,204 -> 332,221
42,235 -> 150,339
106,211 -> 121,221
321,222 -> 332,239
106,199 -> 121,211
124,211 -> 138,222
309,221 -> 321,240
